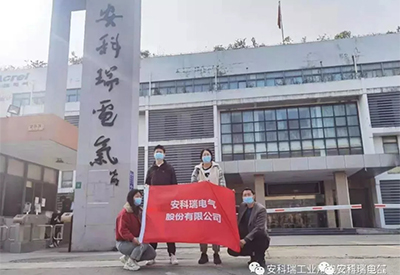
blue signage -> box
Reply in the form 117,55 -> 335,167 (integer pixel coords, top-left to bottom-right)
129,171 -> 134,190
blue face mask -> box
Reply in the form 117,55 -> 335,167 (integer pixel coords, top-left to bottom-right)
134,198 -> 142,206
243,196 -> 254,204
202,155 -> 212,163
154,152 -> 164,160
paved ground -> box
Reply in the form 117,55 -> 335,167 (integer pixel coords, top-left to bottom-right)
1,235 -> 399,275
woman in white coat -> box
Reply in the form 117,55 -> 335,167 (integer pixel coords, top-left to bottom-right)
191,149 -> 226,265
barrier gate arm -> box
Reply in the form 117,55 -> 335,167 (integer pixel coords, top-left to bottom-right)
374,204 -> 400,209
266,204 -> 362,213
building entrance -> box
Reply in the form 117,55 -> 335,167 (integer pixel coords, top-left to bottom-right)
265,182 -> 328,228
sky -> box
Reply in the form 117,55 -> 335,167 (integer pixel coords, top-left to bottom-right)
0,0 -> 399,67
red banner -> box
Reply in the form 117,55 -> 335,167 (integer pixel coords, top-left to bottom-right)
139,181 -> 240,252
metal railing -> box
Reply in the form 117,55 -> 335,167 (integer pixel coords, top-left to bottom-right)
0,225 -> 8,242
53,224 -> 64,241
8,225 -> 17,242
0,224 -> 64,243
32,225 -> 53,241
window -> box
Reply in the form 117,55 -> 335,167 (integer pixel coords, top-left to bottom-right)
323,67 -> 342,82
383,62 -> 400,77
140,83 -> 149,96
159,81 -> 176,95
32,92 -> 45,105
140,61 -> 400,97
285,71 -> 303,85
220,103 -> 363,160
383,136 -> 399,154
12,93 -> 30,107
303,69 -> 322,83
341,66 -> 358,80
66,89 -> 80,102
61,171 -> 73,188
361,63 -> 383,78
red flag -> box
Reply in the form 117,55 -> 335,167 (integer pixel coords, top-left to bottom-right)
139,181 -> 240,252
278,1 -> 282,29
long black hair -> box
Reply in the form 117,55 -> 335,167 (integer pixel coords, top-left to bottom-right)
127,189 -> 142,216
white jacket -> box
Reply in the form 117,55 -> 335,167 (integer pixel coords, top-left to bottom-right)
190,162 -> 226,187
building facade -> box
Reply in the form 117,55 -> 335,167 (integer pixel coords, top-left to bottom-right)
1,34 -> 399,229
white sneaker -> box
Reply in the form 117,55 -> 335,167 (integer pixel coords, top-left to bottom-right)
170,255 -> 178,265
123,258 -> 140,271
119,255 -> 129,264
146,259 -> 156,266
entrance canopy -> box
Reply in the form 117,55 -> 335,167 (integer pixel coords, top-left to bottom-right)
0,114 -> 78,170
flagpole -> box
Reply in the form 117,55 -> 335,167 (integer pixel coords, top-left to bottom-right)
279,1 -> 285,44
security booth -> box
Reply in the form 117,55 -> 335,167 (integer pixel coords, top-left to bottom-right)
0,114 -> 78,252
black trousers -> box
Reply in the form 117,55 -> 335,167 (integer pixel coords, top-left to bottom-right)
49,213 -> 62,245
150,242 -> 176,256
228,234 -> 270,266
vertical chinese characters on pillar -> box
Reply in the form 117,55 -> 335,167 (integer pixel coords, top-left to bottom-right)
96,34 -> 121,58
96,4 -> 123,27
109,169 -> 119,186
89,136 -> 119,166
90,3 -> 124,186
95,66 -> 119,92
92,100 -> 118,127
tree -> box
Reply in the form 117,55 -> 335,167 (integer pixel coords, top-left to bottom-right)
0,65 -> 17,71
213,45 -> 225,51
69,51 -> 82,65
387,26 -> 400,34
251,37 -> 258,48
283,36 -> 293,44
334,31 -> 352,39
301,36 -> 307,43
228,38 -> 247,49
25,60 -> 47,68
141,50 -> 151,58
213,37 -> 265,51
317,34 -> 330,41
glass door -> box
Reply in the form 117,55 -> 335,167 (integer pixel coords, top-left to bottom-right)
266,195 -> 323,228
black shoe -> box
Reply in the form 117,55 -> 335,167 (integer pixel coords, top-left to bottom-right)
257,258 -> 266,268
198,253 -> 209,264
213,253 -> 222,265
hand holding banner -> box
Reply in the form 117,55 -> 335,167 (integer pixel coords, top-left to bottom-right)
139,181 -> 240,252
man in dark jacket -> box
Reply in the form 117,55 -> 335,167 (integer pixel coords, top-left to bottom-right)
228,188 -> 270,267
145,145 -> 178,265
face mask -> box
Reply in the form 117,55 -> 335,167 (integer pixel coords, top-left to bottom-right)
202,156 -> 212,163
243,196 -> 254,204
134,198 -> 142,206
154,152 -> 164,160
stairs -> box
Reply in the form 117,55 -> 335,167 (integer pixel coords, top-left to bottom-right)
269,227 -> 358,236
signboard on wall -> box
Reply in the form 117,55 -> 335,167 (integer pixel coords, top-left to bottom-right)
0,73 -> 30,89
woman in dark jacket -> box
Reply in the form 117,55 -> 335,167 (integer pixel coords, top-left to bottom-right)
116,189 -> 156,271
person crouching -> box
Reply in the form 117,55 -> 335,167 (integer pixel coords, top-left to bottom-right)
116,189 -> 156,271
227,188 -> 270,267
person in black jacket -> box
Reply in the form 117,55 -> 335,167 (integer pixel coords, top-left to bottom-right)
145,145 -> 178,265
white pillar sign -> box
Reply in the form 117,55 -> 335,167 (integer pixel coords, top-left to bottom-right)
72,0 -> 141,251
